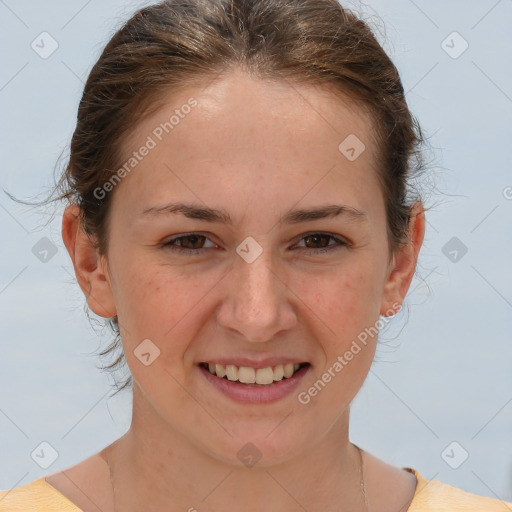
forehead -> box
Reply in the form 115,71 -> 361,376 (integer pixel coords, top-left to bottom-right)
113,69 -> 382,219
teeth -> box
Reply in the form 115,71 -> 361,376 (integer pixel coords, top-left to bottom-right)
204,362 -> 305,384
284,363 -> 294,378
238,366 -> 255,384
226,364 -> 238,381
215,363 -> 226,378
255,367 -> 274,385
273,364 -> 284,381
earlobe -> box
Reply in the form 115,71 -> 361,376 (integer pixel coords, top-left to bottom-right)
380,203 -> 426,316
62,205 -> 117,318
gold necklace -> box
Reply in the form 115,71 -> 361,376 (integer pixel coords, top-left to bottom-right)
358,445 -> 369,511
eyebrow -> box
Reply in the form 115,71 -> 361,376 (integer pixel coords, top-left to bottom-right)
141,202 -> 367,224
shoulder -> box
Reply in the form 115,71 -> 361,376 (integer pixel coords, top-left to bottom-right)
0,477 -> 80,511
406,468 -> 512,511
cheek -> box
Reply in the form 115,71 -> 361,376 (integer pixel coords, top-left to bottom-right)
294,263 -> 382,336
108,258 -> 178,341
110,260 -> 221,362
113,267 -> 197,385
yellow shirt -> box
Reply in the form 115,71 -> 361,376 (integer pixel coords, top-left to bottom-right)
0,468 -> 511,511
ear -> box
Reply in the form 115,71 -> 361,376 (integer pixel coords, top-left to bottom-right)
380,202 -> 425,316
62,204 -> 116,318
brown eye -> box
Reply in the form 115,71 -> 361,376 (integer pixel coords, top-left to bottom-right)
303,233 -> 331,249
296,232 -> 348,254
164,233 -> 217,254
175,234 -> 206,249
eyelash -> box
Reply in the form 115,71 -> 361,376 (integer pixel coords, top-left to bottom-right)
162,232 -> 349,255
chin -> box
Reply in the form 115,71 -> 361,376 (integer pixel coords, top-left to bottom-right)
196,422 -> 313,468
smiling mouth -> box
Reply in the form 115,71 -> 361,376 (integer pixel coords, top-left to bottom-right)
199,362 -> 310,385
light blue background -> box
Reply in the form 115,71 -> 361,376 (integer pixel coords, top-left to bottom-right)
1,0 -> 511,503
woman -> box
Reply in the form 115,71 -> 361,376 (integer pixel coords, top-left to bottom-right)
1,0 -> 510,510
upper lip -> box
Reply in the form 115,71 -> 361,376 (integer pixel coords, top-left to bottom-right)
199,357 -> 310,369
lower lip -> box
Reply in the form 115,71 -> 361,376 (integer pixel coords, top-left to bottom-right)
198,364 -> 310,404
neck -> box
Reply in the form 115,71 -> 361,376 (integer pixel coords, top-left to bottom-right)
103,384 -> 366,512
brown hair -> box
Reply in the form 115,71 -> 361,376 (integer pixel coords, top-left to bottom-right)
47,0 -> 428,394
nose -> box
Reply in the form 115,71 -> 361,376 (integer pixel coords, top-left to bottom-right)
216,247 -> 297,343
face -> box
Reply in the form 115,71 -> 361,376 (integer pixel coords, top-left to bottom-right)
66,68 -> 422,466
